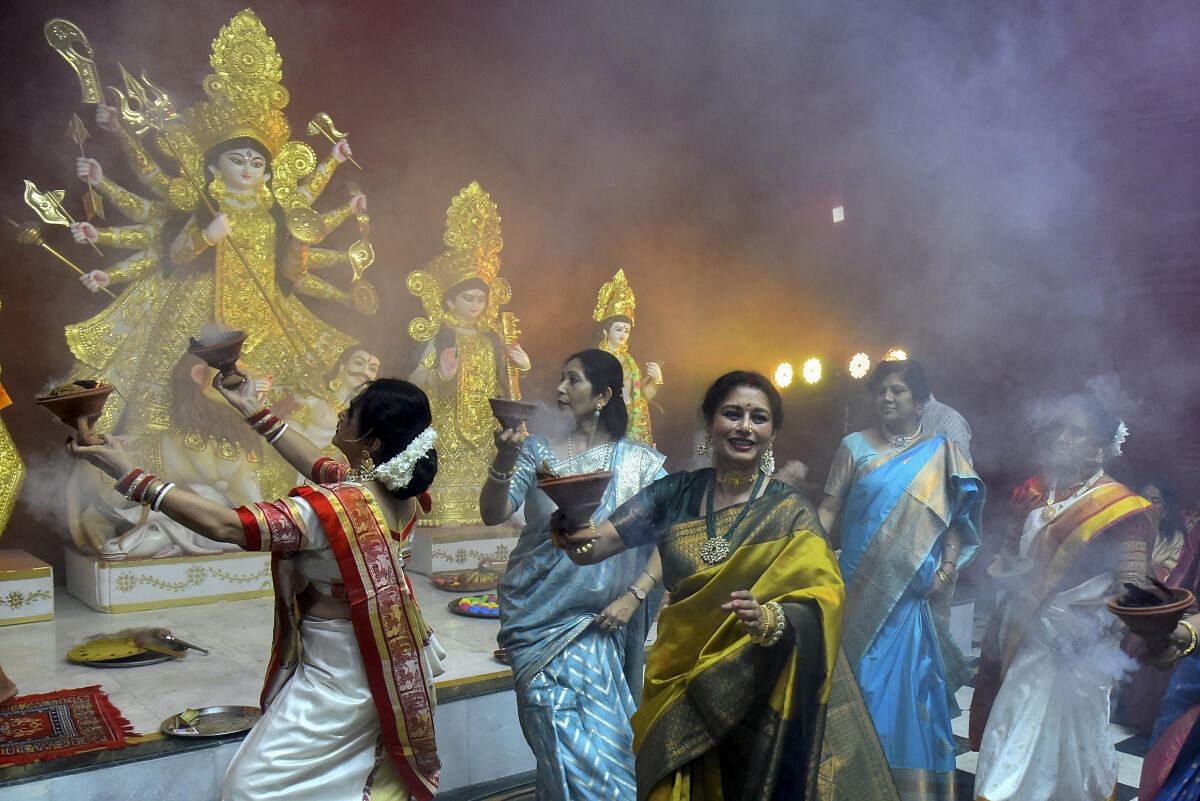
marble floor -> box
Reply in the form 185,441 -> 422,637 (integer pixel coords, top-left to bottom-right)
0,585 -> 1154,799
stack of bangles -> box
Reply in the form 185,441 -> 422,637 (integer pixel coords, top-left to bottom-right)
1180,620 -> 1199,658
115,468 -> 175,512
750,600 -> 786,647
570,520 -> 599,556
935,560 -> 957,585
246,408 -> 289,444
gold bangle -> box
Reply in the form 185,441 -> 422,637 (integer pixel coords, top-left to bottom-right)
1181,620 -> 1199,658
748,602 -> 770,644
198,226 -> 215,248
762,601 -> 786,647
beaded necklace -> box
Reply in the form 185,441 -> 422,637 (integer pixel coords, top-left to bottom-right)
700,469 -> 766,565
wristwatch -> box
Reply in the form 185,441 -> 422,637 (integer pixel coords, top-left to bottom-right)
628,585 -> 647,602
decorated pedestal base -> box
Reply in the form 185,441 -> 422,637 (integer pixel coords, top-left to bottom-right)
0,549 -> 53,625
409,523 -> 521,577
64,548 -> 271,614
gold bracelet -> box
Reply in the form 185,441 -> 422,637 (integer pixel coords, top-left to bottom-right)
1181,620 -> 1199,658
487,464 -> 514,482
761,601 -> 786,647
748,602 -> 771,644
750,601 -> 785,646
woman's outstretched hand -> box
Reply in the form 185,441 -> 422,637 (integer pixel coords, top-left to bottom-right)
211,368 -> 258,416
67,434 -> 133,480
721,590 -> 765,638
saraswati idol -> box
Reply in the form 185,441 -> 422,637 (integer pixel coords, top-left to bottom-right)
407,182 -> 530,526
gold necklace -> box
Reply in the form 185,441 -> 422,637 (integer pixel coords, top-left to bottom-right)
1040,468 -> 1104,523
716,470 -> 758,489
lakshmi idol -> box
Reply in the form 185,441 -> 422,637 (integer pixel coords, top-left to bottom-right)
407,182 -> 530,526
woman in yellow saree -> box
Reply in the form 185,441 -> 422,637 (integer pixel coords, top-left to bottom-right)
555,370 -> 844,801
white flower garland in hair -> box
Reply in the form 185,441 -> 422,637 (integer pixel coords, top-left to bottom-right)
373,427 -> 438,491
1109,420 -> 1129,458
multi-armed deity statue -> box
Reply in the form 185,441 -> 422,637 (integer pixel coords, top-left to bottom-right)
28,11 -> 379,558
593,269 -> 663,445
0,301 -> 23,540
407,182 -> 530,526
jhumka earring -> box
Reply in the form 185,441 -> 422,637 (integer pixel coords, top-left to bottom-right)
351,452 -> 377,482
761,443 -> 776,475
695,433 -> 711,456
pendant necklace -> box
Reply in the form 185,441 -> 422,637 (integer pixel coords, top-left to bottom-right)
1040,468 -> 1104,523
882,421 -> 922,450
701,469 -> 766,564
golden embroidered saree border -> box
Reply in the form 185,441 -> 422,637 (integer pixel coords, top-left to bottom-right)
633,501 -> 843,801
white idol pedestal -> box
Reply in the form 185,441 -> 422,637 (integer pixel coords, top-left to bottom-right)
0,549 -> 53,625
64,548 -> 272,613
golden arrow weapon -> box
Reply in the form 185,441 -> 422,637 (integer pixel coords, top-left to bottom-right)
67,114 -> 105,221
44,19 -> 102,104
4,216 -> 116,298
23,179 -> 103,256
307,112 -> 362,169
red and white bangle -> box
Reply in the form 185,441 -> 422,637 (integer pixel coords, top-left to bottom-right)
116,470 -> 163,506
265,422 -> 289,444
115,468 -> 145,497
128,473 -> 157,504
246,408 -> 284,438
150,482 -> 175,512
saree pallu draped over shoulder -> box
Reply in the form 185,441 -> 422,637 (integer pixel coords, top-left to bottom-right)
611,473 -> 844,801
836,435 -> 984,800
239,482 -> 440,801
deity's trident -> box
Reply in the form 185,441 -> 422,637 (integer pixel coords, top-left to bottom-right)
67,114 -> 105,221
23,179 -> 103,257
134,77 -> 318,368
308,113 -> 362,170
4,217 -> 116,299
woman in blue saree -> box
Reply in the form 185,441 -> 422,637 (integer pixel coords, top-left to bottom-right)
817,359 -> 984,800
480,349 -> 666,801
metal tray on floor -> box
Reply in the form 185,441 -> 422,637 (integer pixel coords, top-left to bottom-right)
161,705 -> 261,738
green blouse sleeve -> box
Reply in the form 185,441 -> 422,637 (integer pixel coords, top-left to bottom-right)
608,471 -> 689,548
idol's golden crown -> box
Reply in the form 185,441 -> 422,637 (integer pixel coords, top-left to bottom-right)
187,10 -> 290,157
593,268 -> 636,325
433,181 -> 503,291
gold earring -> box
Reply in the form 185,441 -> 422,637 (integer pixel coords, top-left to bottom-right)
352,452 -> 376,482
761,443 -> 776,475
